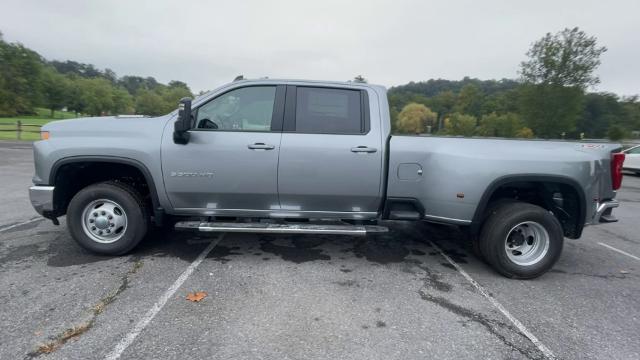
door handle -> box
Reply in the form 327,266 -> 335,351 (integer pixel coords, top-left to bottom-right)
248,143 -> 275,150
351,146 -> 377,153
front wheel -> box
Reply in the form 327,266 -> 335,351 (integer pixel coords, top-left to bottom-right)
67,181 -> 149,255
479,202 -> 564,279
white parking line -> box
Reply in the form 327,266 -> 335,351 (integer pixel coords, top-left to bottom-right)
105,233 -> 225,360
427,239 -> 556,360
598,242 -> 640,261
0,218 -> 42,233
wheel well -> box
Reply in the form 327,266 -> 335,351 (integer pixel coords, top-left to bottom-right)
474,180 -> 585,239
52,161 -> 155,218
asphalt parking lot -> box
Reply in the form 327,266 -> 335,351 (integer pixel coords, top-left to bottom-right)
1,140 -> 639,360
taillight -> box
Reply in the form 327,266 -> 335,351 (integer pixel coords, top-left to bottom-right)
611,152 -> 625,190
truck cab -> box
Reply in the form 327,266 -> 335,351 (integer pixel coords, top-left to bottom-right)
162,81 -> 386,219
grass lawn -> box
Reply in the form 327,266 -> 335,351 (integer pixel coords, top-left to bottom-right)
0,108 -> 78,141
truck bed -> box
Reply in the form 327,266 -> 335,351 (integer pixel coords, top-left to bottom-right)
386,135 -> 620,226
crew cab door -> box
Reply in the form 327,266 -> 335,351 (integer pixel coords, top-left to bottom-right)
277,86 -> 383,217
161,85 -> 285,213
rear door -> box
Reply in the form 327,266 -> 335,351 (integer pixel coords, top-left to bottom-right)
277,85 -> 383,217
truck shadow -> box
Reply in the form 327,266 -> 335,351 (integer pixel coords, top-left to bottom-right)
132,222 -> 473,269
29,220 -> 474,271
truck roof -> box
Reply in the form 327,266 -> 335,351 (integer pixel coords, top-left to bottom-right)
231,78 -> 385,88
194,78 -> 387,106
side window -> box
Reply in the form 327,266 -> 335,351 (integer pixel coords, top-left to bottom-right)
196,86 -> 276,131
295,87 -> 363,134
628,146 -> 640,154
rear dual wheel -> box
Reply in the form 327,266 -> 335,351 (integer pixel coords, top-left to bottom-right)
479,202 -> 564,279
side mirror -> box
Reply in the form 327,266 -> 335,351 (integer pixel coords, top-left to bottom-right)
173,97 -> 192,145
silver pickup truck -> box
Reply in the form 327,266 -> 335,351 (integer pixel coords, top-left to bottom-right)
29,79 -> 626,278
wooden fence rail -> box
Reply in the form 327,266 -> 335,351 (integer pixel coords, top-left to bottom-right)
0,121 -> 42,140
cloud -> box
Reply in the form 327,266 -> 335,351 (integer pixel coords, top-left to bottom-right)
1,0 -> 638,95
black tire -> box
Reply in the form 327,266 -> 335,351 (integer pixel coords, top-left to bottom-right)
470,234 -> 484,261
479,202 -> 563,279
473,199 -> 518,262
67,181 -> 149,255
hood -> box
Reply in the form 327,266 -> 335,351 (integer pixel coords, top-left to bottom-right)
42,114 -> 174,138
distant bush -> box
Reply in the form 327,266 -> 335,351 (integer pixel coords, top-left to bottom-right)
395,103 -> 437,134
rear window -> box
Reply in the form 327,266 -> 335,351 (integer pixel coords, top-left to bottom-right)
295,87 -> 363,134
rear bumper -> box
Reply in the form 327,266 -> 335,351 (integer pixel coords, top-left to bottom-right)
29,186 -> 55,216
590,199 -> 619,225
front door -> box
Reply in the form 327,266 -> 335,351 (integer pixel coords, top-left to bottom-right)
277,86 -> 383,217
162,85 -> 285,214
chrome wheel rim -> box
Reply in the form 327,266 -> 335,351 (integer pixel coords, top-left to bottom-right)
505,221 -> 549,266
81,199 -> 127,244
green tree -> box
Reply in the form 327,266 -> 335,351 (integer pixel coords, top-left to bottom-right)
441,113 -> 477,136
520,27 -> 606,88
426,90 -> 456,131
579,93 -> 622,138
168,80 -> 189,90
118,75 -> 161,96
135,89 -> 165,115
0,33 -> 45,115
619,96 -> 640,134
80,78 -> 115,116
103,68 -> 117,84
389,106 -> 400,132
65,76 -> 88,115
133,80 -> 192,115
50,60 -> 104,78
519,84 -> 584,138
516,127 -> 534,138
65,77 -> 133,116
478,112 -> 530,138
111,86 -> 134,114
519,27 -> 606,138
481,89 -> 520,114
607,125 -> 625,141
161,82 -> 192,110
453,84 -> 484,118
395,103 -> 437,134
41,67 -> 71,117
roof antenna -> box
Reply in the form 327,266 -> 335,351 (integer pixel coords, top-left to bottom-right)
233,75 -> 244,81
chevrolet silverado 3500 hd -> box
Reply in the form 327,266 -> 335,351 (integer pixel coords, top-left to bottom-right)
29,79 -> 625,278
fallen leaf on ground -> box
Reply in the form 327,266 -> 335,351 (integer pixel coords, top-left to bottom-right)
186,291 -> 208,302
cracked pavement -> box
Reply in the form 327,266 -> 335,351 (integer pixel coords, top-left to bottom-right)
1,141 -> 639,360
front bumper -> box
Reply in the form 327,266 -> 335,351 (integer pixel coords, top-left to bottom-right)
29,186 -> 55,216
590,199 -> 619,225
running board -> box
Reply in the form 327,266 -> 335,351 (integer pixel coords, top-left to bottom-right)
174,221 -> 388,236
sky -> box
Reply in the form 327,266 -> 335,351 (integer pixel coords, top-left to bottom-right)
1,0 -> 638,96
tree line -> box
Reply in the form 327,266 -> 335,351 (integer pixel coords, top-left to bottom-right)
0,31 -> 193,118
388,28 -> 640,140
2,28 -> 639,140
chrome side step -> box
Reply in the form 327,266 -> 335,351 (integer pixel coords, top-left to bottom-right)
174,221 -> 388,236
